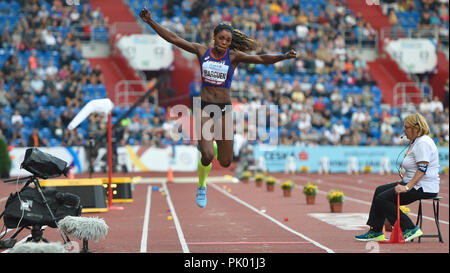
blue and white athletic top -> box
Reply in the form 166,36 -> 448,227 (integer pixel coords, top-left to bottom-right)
200,48 -> 234,88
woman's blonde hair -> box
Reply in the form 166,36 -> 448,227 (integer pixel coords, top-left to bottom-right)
404,113 -> 430,136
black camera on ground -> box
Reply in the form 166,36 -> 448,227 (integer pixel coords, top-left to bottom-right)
0,148 -> 81,247
21,148 -> 70,179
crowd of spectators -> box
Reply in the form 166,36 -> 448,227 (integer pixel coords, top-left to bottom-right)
0,0 -> 449,152
181,0 -> 448,148
0,0 -> 107,147
385,0 -> 449,43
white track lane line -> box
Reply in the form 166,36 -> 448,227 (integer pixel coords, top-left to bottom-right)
162,182 -> 190,253
210,183 -> 335,253
140,185 -> 152,253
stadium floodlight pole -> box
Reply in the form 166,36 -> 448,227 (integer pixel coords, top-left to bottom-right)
67,98 -> 123,211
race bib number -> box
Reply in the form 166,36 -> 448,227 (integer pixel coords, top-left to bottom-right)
202,61 -> 229,85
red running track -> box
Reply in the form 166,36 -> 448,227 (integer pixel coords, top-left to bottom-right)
0,170 -> 448,254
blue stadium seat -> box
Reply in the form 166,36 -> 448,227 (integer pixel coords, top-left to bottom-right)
341,117 -> 351,129
85,84 -> 95,94
41,127 -> 52,139
92,27 -> 109,41
23,116 -> 34,128
390,107 -> 400,116
128,138 -> 136,145
21,127 -> 32,140
2,105 -> 13,115
95,84 -> 107,97
0,1 -> 9,13
371,128 -> 380,140
71,60 -> 81,72
49,138 -> 60,147
351,86 -> 362,95
9,1 -> 20,11
37,95 -> 49,106
77,127 -> 87,138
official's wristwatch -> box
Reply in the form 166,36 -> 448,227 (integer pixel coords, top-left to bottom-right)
405,185 -> 409,191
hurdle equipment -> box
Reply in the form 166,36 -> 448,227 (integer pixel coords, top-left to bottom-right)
58,216 -> 109,253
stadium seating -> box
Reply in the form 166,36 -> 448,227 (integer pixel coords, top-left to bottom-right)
0,0 -> 448,148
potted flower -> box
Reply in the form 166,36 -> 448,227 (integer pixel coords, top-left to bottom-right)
241,170 -> 252,184
384,205 -> 410,231
281,179 -> 294,197
327,189 -> 344,212
254,172 -> 265,188
265,176 -> 276,192
363,165 -> 372,173
299,166 -> 309,173
303,182 -> 318,205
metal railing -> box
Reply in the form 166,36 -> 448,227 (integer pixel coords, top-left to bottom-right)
114,80 -> 157,107
393,82 -> 433,108
381,26 -> 449,46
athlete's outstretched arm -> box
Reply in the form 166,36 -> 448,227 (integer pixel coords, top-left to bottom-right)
139,7 -> 202,55
233,49 -> 297,65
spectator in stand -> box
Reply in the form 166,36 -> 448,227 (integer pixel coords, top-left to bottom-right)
30,74 -> 45,96
14,97 -> 31,117
388,8 -> 400,38
381,0 -> 399,15
419,10 -> 432,28
325,127 -> 341,145
297,109 -> 312,132
313,96 -> 327,114
37,109 -> 51,129
438,2 -> 449,22
351,128 -> 362,146
64,129 -> 83,146
380,116 -> 394,145
11,109 -> 23,130
27,128 -> 43,147
360,86 -> 374,109
0,80 -> 11,107
128,113 -> 142,140
429,95 -> 444,113
63,84 -> 81,108
419,96 -> 433,113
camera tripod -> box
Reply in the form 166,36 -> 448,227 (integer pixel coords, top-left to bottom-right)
1,176 -> 70,247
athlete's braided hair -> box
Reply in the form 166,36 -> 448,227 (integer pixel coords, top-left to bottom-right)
213,23 -> 257,52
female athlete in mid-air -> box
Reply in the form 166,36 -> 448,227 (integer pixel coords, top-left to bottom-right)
140,7 -> 297,208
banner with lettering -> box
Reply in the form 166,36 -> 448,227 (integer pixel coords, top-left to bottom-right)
254,145 -> 449,173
